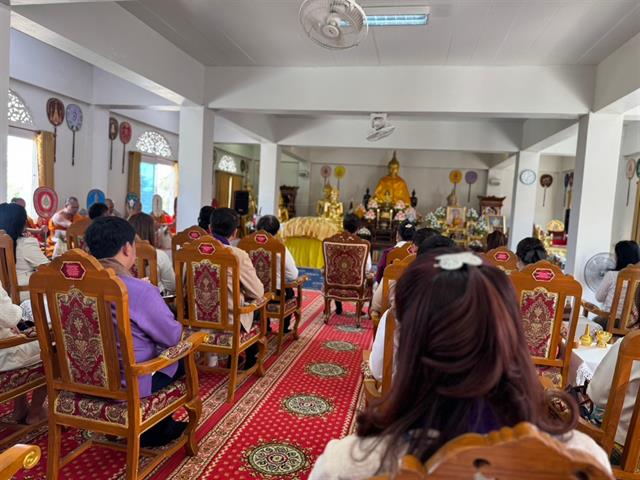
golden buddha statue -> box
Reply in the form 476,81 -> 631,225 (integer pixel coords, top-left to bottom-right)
325,188 -> 344,223
316,184 -> 333,217
373,151 -> 411,205
277,194 -> 289,222
246,184 -> 257,218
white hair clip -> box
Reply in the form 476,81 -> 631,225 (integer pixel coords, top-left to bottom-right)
435,252 -> 483,271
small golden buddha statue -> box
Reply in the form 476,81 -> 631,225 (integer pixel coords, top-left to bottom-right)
246,184 -> 257,218
373,151 -> 411,205
316,184 -> 333,217
325,188 -> 344,223
382,190 -> 393,207
277,195 -> 289,222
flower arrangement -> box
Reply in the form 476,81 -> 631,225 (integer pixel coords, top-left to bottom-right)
466,208 -> 479,221
470,220 -> 489,236
367,198 -> 378,209
404,206 -> 417,222
394,200 -> 406,210
424,212 -> 442,231
394,210 -> 407,222
364,209 -> 376,220
434,206 -> 446,219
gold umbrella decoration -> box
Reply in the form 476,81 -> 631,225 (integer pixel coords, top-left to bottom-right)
334,165 -> 346,190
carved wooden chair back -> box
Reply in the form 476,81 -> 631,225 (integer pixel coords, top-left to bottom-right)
66,217 -> 92,251
485,246 -> 519,274
387,243 -> 417,266
171,225 -> 208,259
381,254 -> 415,313
368,423 -> 613,480
237,231 -> 282,295
132,240 -> 158,286
510,261 -> 582,388
607,264 -> 640,336
0,232 -> 23,304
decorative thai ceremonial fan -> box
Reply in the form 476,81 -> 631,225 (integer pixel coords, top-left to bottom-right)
540,174 -> 553,207
320,165 -> 332,185
334,165 -> 346,189
584,252 -> 616,293
46,98 -> 64,163
449,170 -> 462,192
299,0 -> 368,50
33,187 -> 59,219
464,171 -> 478,202
86,189 -> 105,209
119,122 -> 132,174
108,117 -> 119,170
626,157 -> 637,206
65,104 -> 83,166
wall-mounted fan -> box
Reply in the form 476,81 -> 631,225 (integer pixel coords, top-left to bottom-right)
366,113 -> 395,142
299,0 -> 368,50
584,252 -> 616,292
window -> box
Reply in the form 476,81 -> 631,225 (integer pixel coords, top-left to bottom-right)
7,89 -> 34,127
7,135 -> 38,218
217,154 -> 238,173
135,130 -> 173,158
140,159 -> 176,216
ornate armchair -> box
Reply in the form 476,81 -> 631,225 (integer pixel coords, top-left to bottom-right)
174,236 -> 271,403
578,330 -> 640,479
386,243 -> 417,266
583,264 -> 640,337
484,246 -> 519,274
171,225 -> 208,259
66,217 -> 92,250
238,231 -> 308,353
29,249 -> 205,480
510,261 -> 582,389
0,444 -> 41,479
367,423 -> 612,480
322,232 -> 373,327
131,240 -> 159,286
0,232 -> 27,304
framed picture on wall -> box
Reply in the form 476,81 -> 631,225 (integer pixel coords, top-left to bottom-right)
487,215 -> 506,233
446,206 -> 466,228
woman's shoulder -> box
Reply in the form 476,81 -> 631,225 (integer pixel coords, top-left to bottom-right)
310,434 -> 391,480
17,236 -> 39,247
554,430 -> 612,474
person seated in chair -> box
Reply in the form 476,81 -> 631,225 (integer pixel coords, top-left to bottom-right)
88,202 -> 109,220
198,205 -> 215,232
310,250 -> 611,479
84,216 -> 186,447
486,230 -> 508,251
210,208 -> 265,368
515,237 -> 547,269
256,215 -> 298,333
374,220 -> 416,285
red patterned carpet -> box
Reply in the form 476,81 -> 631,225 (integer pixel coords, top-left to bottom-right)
6,290 -> 373,480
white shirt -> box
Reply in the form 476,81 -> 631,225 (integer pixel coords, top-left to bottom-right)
595,270 -> 627,319
0,283 -> 41,372
156,248 -> 176,295
587,337 -> 640,446
16,236 -> 49,301
309,429 -> 611,480
369,310 -> 398,382
276,247 -> 299,291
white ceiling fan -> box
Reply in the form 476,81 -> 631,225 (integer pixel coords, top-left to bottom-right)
299,0 -> 368,50
366,113 -> 396,142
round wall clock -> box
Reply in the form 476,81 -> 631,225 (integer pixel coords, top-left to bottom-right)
519,169 -> 537,185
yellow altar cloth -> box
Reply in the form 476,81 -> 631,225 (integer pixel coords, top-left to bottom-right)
279,217 -> 341,269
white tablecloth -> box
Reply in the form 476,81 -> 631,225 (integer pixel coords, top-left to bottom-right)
568,344 -> 612,386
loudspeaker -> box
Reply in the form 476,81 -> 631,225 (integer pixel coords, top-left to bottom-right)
234,190 -> 250,215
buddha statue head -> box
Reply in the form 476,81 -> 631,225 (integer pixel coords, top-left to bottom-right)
388,151 -> 400,177
329,187 -> 339,203
322,184 -> 332,200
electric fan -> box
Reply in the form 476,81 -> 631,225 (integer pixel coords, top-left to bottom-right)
299,0 -> 368,50
583,252 -> 616,292
366,113 -> 396,142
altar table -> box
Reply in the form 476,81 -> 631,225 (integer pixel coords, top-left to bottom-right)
568,343 -> 612,386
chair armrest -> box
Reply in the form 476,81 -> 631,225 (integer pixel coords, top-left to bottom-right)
0,332 -> 39,349
285,275 -> 308,289
0,444 -> 41,477
582,301 -> 609,318
577,417 -> 604,443
238,293 -> 274,314
130,332 -> 207,376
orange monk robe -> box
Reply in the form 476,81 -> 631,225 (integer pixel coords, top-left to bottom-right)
46,213 -> 84,257
373,175 -> 412,205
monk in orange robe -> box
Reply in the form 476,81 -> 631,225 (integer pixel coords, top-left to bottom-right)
46,196 -> 83,257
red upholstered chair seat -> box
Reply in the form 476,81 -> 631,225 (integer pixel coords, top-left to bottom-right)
54,380 -> 187,426
0,363 -> 44,395
266,297 -> 298,314
324,287 -> 362,300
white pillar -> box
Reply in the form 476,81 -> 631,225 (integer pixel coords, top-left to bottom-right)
88,106 -> 110,195
258,143 -> 281,216
509,151 -> 540,250
177,106 -> 214,231
566,113 -> 623,284
0,4 -> 10,203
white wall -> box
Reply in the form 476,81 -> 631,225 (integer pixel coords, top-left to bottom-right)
486,162 -> 515,222
534,155 -> 575,228
612,121 -> 640,243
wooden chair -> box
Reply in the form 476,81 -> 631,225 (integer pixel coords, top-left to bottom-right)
66,217 -> 92,250
131,240 -> 159,286
386,243 -> 417,266
174,236 -> 271,403
368,422 -> 612,480
29,249 -> 206,480
0,232 -> 27,304
171,225 -> 208,259
0,444 -> 41,480
578,330 -> 640,478
322,231 -> 373,327
583,264 -> 640,337
238,231 -> 308,353
510,261 -> 582,389
484,246 -> 519,274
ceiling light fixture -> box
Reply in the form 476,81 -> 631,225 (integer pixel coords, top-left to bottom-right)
364,6 -> 430,26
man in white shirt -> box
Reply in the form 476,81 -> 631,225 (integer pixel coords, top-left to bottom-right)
256,215 -> 299,332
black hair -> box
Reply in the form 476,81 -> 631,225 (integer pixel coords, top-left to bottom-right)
614,240 -> 640,271
343,213 -> 361,234
257,215 -> 280,236
412,228 -> 438,250
417,235 -> 456,256
210,208 -> 239,238
398,220 -> 416,242
88,203 -> 109,220
198,206 -> 215,231
0,203 -> 27,254
85,216 -> 136,259
516,237 -> 547,265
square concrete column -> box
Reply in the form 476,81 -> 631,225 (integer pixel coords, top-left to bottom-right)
177,106 -> 214,231
0,4 -> 10,203
88,106 -> 110,195
258,143 -> 281,215
566,113 -> 623,284
509,151 -> 540,250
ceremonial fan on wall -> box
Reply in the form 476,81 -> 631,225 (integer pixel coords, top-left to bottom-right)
334,165 -> 346,190
119,121 -> 132,174
320,165 -> 332,185
464,171 -> 478,202
540,174 -> 553,207
46,98 -> 64,163
108,117 -> 119,170
626,157 -> 637,206
65,104 -> 83,166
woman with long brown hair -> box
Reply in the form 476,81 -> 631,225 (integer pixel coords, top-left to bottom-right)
309,251 -> 610,479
